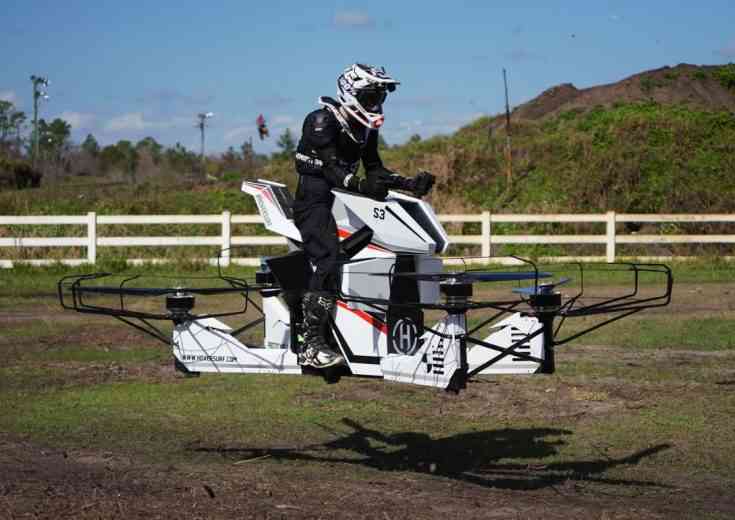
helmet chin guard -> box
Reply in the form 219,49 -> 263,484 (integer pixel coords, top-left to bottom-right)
340,103 -> 385,130
337,63 -> 399,130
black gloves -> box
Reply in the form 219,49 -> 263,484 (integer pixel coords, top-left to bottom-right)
358,176 -> 388,200
405,170 -> 435,197
351,170 -> 434,200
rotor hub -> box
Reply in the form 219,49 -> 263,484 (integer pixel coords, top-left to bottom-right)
440,281 -> 473,308
529,292 -> 562,313
166,292 -> 195,321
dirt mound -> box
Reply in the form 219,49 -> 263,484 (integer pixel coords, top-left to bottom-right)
512,63 -> 735,121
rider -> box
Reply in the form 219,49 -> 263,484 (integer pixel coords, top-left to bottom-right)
293,63 -> 435,369
256,113 -> 269,140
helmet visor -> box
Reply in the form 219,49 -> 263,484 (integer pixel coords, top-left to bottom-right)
356,88 -> 388,111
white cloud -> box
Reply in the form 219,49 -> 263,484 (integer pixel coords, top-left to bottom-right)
103,112 -> 186,133
0,90 -> 18,104
224,126 -> 251,143
169,115 -> 197,127
334,10 -> 375,28
105,112 -> 148,132
399,119 -> 424,130
57,111 -> 95,130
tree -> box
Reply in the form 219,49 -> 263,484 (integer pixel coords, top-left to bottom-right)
239,139 -> 256,172
276,128 -> 296,156
81,134 -> 100,157
99,140 -> 139,183
0,101 -> 14,143
223,145 -> 241,164
164,142 -> 198,175
240,140 -> 253,159
10,111 -> 26,151
115,140 -> 139,184
135,136 -> 163,165
38,118 -> 72,181
39,118 -> 71,149
0,101 -> 26,154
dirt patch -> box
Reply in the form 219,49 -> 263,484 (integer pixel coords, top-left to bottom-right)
0,311 -> 86,324
2,433 -> 733,519
511,63 -> 735,122
41,360 -> 181,386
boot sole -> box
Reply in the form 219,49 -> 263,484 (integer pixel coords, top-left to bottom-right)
310,356 -> 345,369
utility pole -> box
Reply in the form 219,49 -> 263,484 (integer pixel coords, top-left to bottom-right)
196,112 -> 213,180
30,75 -> 49,169
503,68 -> 512,189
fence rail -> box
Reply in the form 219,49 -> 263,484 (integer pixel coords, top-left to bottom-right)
1,211 -> 734,268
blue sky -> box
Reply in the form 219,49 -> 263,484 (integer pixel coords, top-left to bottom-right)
2,1 -> 734,154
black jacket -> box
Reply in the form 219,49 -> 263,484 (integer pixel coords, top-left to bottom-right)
293,104 -> 394,213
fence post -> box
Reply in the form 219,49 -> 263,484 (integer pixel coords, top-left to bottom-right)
481,211 -> 491,258
221,211 -> 231,267
87,211 -> 97,264
606,211 -> 616,262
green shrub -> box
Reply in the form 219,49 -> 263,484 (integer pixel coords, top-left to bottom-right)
713,63 -> 735,90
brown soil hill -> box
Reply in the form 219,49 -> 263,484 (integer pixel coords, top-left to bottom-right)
511,63 -> 735,121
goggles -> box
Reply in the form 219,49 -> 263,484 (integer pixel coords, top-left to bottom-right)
356,85 -> 394,110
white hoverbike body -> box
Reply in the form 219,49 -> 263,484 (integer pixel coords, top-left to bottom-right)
170,180 -> 548,390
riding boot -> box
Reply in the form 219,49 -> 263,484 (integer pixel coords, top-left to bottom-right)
299,291 -> 344,368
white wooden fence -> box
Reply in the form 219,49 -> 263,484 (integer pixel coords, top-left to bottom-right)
1,211 -> 734,268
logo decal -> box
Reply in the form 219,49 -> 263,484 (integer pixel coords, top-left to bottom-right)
390,318 -> 419,355
425,338 -> 446,375
255,195 -> 272,227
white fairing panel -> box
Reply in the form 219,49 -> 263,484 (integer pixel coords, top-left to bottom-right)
340,258 -> 394,312
388,191 -> 450,254
333,190 -> 436,254
263,296 -> 291,349
416,255 -> 442,304
241,180 -> 302,242
192,317 -> 233,332
468,313 -> 544,374
173,321 -> 301,374
332,300 -> 386,377
381,314 -> 465,389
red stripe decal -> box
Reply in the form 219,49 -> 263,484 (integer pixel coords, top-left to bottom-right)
337,300 -> 387,335
258,187 -> 276,206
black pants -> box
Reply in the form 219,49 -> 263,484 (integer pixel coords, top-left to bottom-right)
293,204 -> 339,292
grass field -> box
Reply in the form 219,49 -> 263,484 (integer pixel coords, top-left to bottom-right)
0,262 -> 734,518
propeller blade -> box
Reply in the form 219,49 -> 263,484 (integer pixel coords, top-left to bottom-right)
512,277 -> 572,295
75,286 -> 248,296
368,271 -> 553,282
465,272 -> 553,282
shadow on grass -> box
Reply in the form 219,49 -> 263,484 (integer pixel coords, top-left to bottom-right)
192,418 -> 671,491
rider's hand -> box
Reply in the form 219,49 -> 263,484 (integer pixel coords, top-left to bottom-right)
358,176 -> 388,200
409,171 -> 435,197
